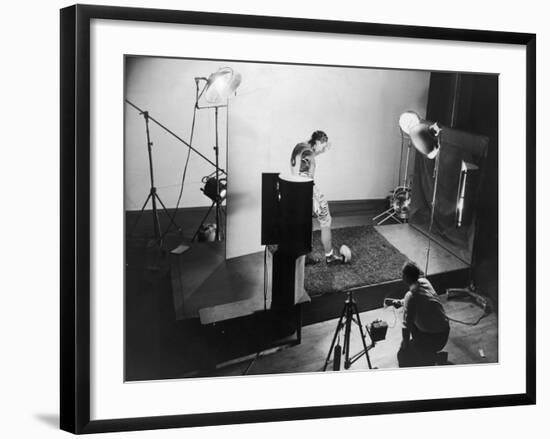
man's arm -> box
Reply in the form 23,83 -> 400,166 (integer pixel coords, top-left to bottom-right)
401,291 -> 415,347
401,328 -> 411,348
313,142 -> 331,156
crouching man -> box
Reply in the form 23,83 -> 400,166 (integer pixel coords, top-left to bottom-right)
395,261 -> 450,367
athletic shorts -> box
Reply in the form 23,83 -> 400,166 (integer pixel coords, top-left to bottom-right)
313,184 -> 332,228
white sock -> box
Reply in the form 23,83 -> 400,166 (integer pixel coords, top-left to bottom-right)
325,249 -> 333,258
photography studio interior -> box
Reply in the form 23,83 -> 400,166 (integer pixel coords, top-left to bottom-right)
123,56 -> 498,381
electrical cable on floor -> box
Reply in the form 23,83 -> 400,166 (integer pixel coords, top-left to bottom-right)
382,296 -> 400,328
385,305 -> 399,328
161,105 -> 197,240
446,312 -> 489,326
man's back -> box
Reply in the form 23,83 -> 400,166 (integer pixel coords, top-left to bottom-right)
290,142 -> 316,179
403,278 -> 449,334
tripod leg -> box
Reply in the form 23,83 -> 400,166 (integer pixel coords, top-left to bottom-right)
323,306 -> 347,371
128,192 -> 153,238
373,207 -> 392,222
150,190 -> 162,244
343,303 -> 353,369
154,192 -> 183,238
192,202 -> 216,242
352,302 -> 373,369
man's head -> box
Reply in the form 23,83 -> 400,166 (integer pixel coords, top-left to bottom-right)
402,261 -> 422,286
309,130 -> 330,153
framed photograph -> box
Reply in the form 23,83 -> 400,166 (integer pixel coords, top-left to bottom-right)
60,4 -> 536,434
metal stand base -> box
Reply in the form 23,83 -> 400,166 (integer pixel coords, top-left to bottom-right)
323,291 -> 374,371
373,207 -> 405,225
129,187 -> 183,246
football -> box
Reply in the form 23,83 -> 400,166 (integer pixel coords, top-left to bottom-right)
339,244 -> 352,264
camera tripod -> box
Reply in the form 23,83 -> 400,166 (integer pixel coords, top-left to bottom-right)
323,290 -> 374,371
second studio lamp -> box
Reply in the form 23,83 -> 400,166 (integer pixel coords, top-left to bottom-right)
192,67 -> 241,242
373,110 -> 441,226
399,110 -> 442,275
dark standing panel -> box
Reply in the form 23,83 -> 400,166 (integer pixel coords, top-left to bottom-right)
423,72 -> 499,310
409,128 -> 488,264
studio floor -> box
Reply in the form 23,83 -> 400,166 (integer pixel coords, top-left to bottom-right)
125,201 -> 498,381
217,292 -> 498,376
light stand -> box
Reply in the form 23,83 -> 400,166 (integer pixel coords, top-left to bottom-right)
191,104 -> 225,242
373,130 -> 413,225
447,158 -> 492,314
396,111 -> 441,276
128,108 -> 184,246
192,68 -> 241,242
125,96 -> 230,246
323,291 -> 374,371
424,148 -> 441,276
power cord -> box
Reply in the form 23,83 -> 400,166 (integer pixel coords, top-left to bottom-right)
161,104 -> 197,240
382,301 -> 399,328
446,312 -> 489,326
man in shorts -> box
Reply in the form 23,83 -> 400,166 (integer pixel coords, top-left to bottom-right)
290,130 -> 344,265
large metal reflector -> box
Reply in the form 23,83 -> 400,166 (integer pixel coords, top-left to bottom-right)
399,110 -> 441,159
203,67 -> 242,103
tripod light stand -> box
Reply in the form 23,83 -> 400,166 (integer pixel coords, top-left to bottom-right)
125,99 -> 225,246
191,67 -> 241,242
373,120 -> 414,225
127,106 -> 183,246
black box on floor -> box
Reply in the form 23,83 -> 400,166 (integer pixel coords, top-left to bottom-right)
369,319 -> 389,342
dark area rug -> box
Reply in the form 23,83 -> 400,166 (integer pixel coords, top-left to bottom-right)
305,225 -> 409,297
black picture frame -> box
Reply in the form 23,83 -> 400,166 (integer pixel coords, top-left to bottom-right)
60,4 -> 536,434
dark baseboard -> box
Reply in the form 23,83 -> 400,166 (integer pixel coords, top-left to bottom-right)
125,198 -> 388,238
328,198 -> 387,216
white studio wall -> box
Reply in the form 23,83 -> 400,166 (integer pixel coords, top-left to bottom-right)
124,57 -> 429,258
226,62 -> 429,258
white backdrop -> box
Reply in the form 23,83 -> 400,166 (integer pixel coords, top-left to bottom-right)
124,57 -> 429,211
0,1 -> 547,439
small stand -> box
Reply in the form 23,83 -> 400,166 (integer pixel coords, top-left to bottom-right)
323,291 -> 374,371
374,132 -> 412,225
192,87 -> 227,242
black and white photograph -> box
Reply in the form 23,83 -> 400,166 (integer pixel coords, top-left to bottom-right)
124,56 -> 499,381
1,0 -> 546,435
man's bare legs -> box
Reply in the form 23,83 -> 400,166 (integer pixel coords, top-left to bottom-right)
320,226 -> 332,255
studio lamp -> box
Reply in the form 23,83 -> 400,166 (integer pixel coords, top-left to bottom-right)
197,67 -> 242,106
374,111 -> 440,226
192,67 -> 241,242
201,175 -> 227,204
399,111 -> 441,159
402,112 -> 491,313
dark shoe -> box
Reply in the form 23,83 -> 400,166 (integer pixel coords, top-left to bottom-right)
434,351 -> 448,365
305,254 -> 321,266
326,252 -> 344,265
